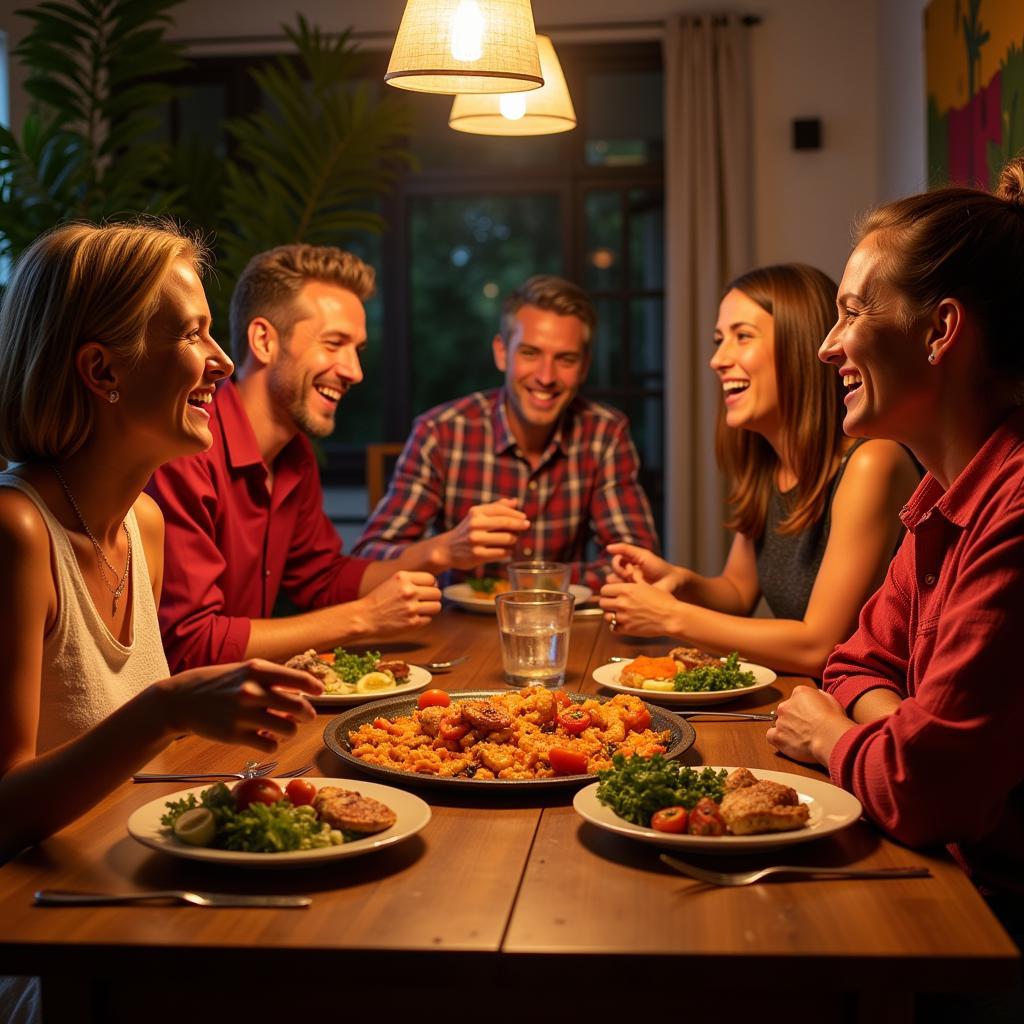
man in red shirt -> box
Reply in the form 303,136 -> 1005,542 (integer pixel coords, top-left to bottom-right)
353,276 -> 659,590
148,245 -> 529,671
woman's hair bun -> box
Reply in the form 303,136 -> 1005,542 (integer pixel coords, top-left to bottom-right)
995,154 -> 1024,206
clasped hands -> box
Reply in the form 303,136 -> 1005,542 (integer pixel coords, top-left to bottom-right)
598,542 -> 688,636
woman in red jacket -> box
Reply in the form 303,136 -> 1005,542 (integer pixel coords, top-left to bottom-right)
768,157 -> 1024,1002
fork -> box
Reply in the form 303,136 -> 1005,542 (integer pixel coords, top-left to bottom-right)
274,763 -> 315,779
418,655 -> 469,672
132,759 -> 278,783
660,854 -> 932,886
34,889 -> 311,908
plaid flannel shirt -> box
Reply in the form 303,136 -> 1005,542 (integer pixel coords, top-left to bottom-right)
352,388 -> 659,590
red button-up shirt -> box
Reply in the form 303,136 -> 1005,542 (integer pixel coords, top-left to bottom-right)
824,406 -> 1024,897
352,388 -> 659,590
146,381 -> 372,672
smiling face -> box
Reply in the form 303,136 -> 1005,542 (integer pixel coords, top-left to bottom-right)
492,304 -> 590,446
266,281 -> 367,438
710,289 -> 780,439
120,259 -> 233,461
819,231 -> 932,442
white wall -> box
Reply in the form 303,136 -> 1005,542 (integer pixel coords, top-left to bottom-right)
0,0 -> 931,278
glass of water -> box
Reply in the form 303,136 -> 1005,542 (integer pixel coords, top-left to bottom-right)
507,560 -> 570,592
495,590 -> 575,688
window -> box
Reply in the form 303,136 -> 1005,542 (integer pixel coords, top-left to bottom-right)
159,41 -> 665,531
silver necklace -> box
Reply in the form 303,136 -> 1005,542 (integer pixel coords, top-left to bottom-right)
52,465 -> 132,616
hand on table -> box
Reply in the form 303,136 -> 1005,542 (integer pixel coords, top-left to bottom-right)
358,569 -> 442,632
437,499 -> 531,570
766,684 -> 855,766
599,575 -> 685,636
158,659 -> 323,752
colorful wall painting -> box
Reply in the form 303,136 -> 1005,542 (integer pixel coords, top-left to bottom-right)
926,0 -> 1024,188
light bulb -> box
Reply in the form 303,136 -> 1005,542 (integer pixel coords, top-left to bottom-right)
450,1 -> 484,62
499,93 -> 527,120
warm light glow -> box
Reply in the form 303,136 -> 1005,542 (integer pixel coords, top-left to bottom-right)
386,0 -> 542,95
590,248 -> 616,270
499,93 -> 527,120
450,1 -> 484,62
449,35 -> 576,135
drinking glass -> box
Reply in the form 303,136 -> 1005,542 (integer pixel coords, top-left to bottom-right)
507,560 -> 570,592
495,590 -> 575,688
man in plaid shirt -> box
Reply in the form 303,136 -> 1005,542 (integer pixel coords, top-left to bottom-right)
353,276 -> 659,591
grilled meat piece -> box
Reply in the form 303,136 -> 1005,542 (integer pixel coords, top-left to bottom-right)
720,779 -> 809,835
314,786 -> 397,834
375,659 -> 410,680
284,649 -> 337,685
461,701 -> 512,733
668,646 -> 720,671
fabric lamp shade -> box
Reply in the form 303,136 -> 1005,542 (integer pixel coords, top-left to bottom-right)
386,0 -> 543,95
448,35 -> 576,135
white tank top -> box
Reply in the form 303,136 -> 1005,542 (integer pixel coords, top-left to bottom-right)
0,475 -> 169,753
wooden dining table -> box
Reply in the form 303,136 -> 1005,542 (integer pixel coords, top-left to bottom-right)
0,606 -> 1018,1023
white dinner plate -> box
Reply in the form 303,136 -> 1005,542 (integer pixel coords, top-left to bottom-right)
310,664 -> 431,707
573,767 -> 862,853
127,778 -> 431,867
592,659 -> 777,705
442,582 -> 593,614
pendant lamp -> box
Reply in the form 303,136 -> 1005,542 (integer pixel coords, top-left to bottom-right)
448,35 -> 575,135
386,0 -> 543,95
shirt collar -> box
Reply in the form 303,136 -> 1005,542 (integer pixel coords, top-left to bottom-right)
900,404 -> 1024,530
216,379 -> 265,471
216,379 -> 306,490
490,387 -> 581,460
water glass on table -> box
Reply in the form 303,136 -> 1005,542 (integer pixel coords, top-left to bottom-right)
495,590 -> 575,688
507,560 -> 570,592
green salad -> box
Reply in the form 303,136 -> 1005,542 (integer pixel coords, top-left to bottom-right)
596,754 -> 728,827
161,782 -> 342,853
466,576 -> 506,595
330,648 -> 383,685
673,653 -> 756,692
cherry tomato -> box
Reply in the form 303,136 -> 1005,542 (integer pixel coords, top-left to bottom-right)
548,748 -> 589,775
552,690 -> 573,709
650,806 -> 689,833
688,797 -> 727,836
232,777 -> 284,810
623,705 -> 652,733
417,689 -> 451,710
285,778 -> 317,807
557,708 -> 592,735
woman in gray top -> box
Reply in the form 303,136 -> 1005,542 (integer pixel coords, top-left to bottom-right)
600,264 -> 920,677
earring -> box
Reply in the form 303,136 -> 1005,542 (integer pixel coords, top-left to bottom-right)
108,390 -> 120,403
927,354 -> 936,364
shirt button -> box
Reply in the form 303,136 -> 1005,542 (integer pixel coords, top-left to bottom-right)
528,481 -> 538,491
265,570 -> 271,577
924,572 -> 936,585
524,546 -> 533,555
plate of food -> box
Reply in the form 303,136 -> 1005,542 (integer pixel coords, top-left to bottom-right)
323,688 -> 695,790
285,648 -> 431,706
593,647 -> 777,705
573,758 -> 862,853
442,580 -> 593,614
127,777 -> 431,867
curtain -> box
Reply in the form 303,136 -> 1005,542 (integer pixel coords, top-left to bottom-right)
663,14 -> 754,574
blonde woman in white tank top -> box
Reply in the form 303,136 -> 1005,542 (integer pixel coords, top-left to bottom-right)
0,222 -> 323,869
